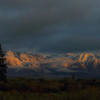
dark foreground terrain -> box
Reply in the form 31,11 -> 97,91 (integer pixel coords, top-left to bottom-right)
0,78 -> 100,100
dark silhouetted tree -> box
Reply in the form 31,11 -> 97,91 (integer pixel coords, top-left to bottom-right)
0,44 -> 7,81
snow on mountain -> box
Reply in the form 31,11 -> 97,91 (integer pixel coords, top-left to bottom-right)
4,51 -> 100,77
78,53 -> 100,70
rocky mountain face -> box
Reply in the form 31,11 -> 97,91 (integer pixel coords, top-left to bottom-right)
4,51 -> 100,78
78,53 -> 100,71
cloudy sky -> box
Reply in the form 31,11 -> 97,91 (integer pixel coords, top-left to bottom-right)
0,0 -> 100,53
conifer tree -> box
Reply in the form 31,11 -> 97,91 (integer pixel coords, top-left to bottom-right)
0,44 -> 7,81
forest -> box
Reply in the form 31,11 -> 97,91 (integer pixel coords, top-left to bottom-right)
0,77 -> 99,100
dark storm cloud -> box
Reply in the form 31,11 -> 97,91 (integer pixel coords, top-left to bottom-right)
0,0 -> 100,52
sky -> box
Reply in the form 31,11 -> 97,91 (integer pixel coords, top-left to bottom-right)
0,0 -> 100,53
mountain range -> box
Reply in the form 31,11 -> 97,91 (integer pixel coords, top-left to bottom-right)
4,51 -> 100,78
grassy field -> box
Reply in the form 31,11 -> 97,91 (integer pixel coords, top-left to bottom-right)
0,78 -> 99,100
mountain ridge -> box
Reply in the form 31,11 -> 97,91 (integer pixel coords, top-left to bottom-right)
5,51 -> 100,70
